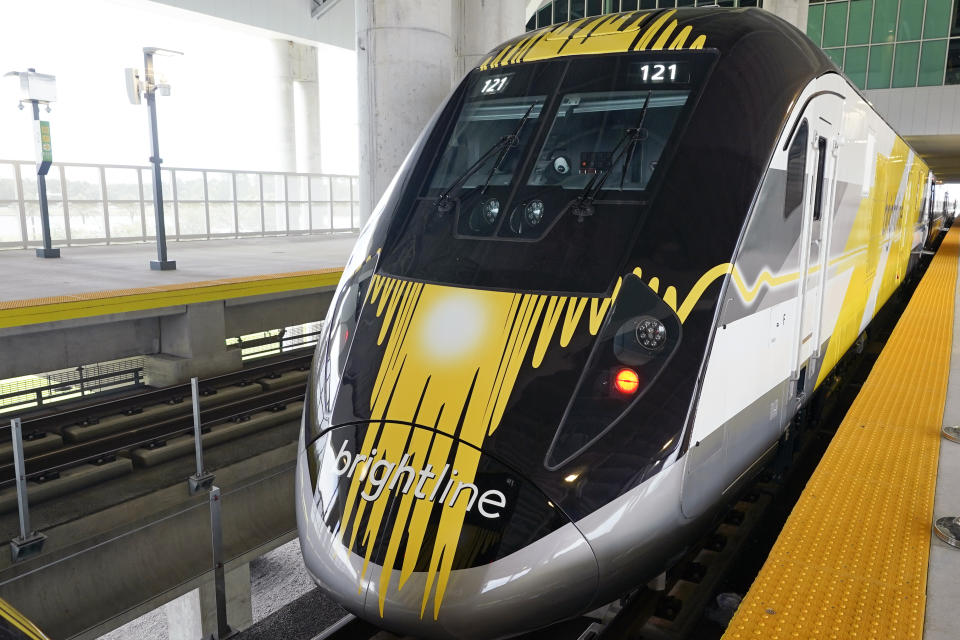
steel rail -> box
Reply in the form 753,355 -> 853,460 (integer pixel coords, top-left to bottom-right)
0,386 -> 306,487
7,352 -> 311,436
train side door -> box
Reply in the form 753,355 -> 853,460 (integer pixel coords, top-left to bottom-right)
791,94 -> 843,400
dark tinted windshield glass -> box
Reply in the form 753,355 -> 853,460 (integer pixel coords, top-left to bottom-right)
429,96 -> 544,192
530,89 -> 689,192
380,51 -> 714,295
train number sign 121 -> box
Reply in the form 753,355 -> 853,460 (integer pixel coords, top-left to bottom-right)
633,62 -> 690,83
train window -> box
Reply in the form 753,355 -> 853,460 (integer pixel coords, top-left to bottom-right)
784,119 -> 807,219
812,136 -> 828,221
428,95 -> 546,193
381,51 -> 716,294
528,90 -> 690,192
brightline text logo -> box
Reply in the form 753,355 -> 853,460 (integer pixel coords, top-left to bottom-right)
333,440 -> 508,519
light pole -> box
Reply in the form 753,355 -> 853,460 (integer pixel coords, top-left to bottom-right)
126,47 -> 182,270
4,69 -> 59,258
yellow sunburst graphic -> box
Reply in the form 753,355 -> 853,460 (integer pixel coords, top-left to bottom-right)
479,10 -> 707,71
335,275 -> 614,619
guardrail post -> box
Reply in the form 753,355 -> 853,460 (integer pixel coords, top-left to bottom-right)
9,417 -> 47,561
187,377 -> 214,494
231,172 -> 239,238
934,514 -> 960,548
283,174 -> 290,234
14,162 -> 29,248
208,486 -> 231,639
936,425 -> 960,547
59,164 -> 72,245
258,173 -> 265,235
943,425 -> 960,444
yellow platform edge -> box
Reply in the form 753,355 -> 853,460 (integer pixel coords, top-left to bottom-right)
0,268 -> 344,330
723,226 -> 960,640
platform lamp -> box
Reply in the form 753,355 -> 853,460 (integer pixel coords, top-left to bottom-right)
3,69 -> 59,258
125,47 -> 182,271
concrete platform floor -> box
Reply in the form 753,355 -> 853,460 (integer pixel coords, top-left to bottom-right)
0,234 -> 357,303
925,262 -> 960,640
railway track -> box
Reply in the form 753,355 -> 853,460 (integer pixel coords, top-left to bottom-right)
0,352 -> 313,503
9,350 -> 312,437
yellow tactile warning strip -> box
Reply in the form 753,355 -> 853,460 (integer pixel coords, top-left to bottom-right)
724,226 -> 960,640
0,269 -> 344,330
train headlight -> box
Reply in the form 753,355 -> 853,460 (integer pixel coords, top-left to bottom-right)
546,274 -> 683,468
525,200 -> 544,226
481,198 -> 501,224
635,317 -> 667,353
613,367 -> 641,394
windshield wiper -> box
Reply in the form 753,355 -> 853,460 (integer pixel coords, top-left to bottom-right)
435,103 -> 536,214
571,91 -> 652,222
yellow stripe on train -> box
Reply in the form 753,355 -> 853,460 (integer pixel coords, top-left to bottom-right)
479,10 -> 707,70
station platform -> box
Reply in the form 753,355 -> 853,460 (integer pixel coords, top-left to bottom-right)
724,225 -> 960,640
0,235 -> 354,329
0,235 -> 354,385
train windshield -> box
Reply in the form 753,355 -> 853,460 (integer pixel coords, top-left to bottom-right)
429,96 -> 545,192
380,52 -> 714,294
528,88 -> 689,192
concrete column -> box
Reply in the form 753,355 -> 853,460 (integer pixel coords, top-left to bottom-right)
272,40 -> 323,174
356,0 -> 455,224
455,0 -> 527,80
290,42 -> 323,174
143,301 -> 241,387
764,0 -> 807,32
271,39 -> 297,173
165,563 -> 252,640
356,1 -> 526,224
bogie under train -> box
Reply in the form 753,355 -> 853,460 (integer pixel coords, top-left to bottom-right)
297,8 -> 945,639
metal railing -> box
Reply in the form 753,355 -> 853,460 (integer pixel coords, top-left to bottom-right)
0,159 -> 360,249
0,359 -> 146,415
0,320 -> 323,416
227,321 -> 323,361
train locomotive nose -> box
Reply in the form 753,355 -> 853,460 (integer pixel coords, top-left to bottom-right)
297,422 -> 599,639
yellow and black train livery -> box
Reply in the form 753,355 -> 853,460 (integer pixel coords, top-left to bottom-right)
0,598 -> 50,640
297,8 -> 943,639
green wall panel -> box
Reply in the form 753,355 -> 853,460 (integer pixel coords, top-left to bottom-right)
925,0 -> 953,39
824,2 -> 849,47
845,45 -> 869,88
873,0 -> 899,43
892,41 -> 920,86
918,39 -> 948,85
847,0 -> 873,46
897,0 -> 925,41
867,43 -> 894,87
808,3 -> 825,46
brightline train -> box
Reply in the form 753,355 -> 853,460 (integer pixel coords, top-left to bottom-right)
297,8 -> 944,639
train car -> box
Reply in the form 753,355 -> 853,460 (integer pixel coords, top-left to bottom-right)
0,598 -> 50,640
297,7 -> 939,639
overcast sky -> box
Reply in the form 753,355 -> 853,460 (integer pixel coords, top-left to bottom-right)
0,0 -> 358,174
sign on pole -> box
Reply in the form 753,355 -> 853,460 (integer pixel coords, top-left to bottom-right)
34,120 -> 52,175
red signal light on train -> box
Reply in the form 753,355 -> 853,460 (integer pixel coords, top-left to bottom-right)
613,368 -> 640,395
